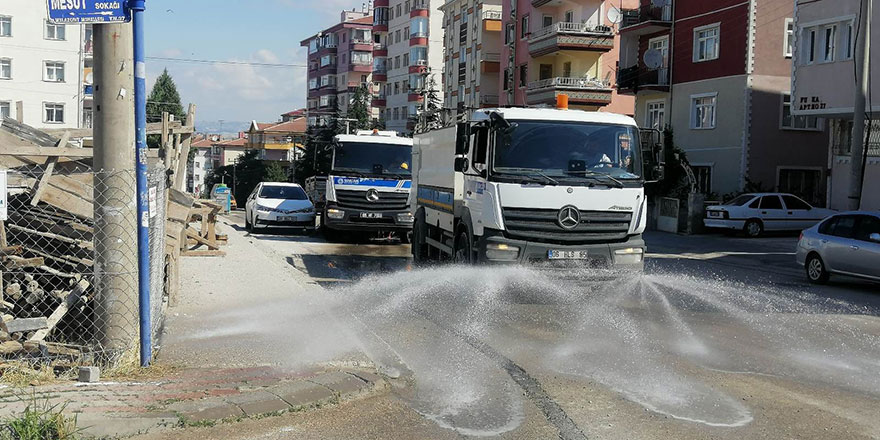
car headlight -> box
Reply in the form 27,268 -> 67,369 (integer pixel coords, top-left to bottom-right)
614,247 -> 644,265
256,204 -> 272,212
397,212 -> 414,223
326,208 -> 345,219
485,243 -> 520,261
295,207 -> 314,213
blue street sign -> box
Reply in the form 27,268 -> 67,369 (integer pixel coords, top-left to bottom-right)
47,0 -> 131,24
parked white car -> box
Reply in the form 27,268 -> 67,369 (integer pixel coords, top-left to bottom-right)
704,193 -> 835,237
245,182 -> 316,232
796,211 -> 880,284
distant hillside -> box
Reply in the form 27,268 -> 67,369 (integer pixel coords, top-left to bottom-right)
195,120 -> 250,136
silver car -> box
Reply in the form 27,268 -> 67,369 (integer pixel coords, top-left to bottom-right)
796,211 -> 880,284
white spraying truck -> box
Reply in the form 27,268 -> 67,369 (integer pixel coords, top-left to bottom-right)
320,130 -> 414,240
410,102 -> 663,269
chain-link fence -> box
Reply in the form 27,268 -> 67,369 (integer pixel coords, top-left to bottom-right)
1,163 -> 167,368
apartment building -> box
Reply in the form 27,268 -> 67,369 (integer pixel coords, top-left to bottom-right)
247,116 -> 307,162
617,0 -> 829,204
211,136 -> 248,169
0,2 -> 91,129
792,0 -> 880,210
301,9 -> 377,129
188,136 -> 214,196
499,0 -> 635,114
373,0 -> 445,134
439,0 -> 503,113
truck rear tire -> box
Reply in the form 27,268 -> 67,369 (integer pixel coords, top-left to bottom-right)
412,211 -> 428,264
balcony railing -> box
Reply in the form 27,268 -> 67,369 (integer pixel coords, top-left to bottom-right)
480,94 -> 499,105
351,58 -> 373,65
483,52 -> 501,62
621,4 -> 673,29
351,38 -> 371,45
482,10 -> 503,21
617,65 -> 669,91
530,22 -> 614,41
528,76 -> 611,91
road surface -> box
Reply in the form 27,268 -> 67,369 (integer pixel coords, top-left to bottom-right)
149,211 -> 880,440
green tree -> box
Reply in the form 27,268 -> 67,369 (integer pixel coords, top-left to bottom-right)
146,69 -> 186,148
411,74 -> 443,133
347,84 -> 372,132
264,161 -> 288,182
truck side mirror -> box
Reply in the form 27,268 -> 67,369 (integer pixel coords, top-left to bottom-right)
454,157 -> 469,172
455,122 -> 470,155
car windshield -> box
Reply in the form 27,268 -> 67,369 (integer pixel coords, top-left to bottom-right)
727,195 -> 756,206
259,185 -> 307,200
334,141 -> 412,177
493,120 -> 641,179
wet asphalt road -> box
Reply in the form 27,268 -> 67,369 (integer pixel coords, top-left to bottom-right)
173,211 -> 880,440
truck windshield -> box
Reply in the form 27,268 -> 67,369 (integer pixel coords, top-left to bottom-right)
333,142 -> 412,177
493,121 -> 641,180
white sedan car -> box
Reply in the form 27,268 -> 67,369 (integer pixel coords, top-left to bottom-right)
245,182 -> 316,232
704,193 -> 835,237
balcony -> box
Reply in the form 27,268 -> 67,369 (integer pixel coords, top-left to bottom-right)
374,43 -> 388,57
528,23 -> 614,57
526,77 -> 613,107
480,94 -> 499,106
620,3 -> 673,36
617,65 -> 669,94
351,38 -> 373,51
482,10 -> 503,21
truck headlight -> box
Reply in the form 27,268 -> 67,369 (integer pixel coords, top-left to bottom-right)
613,247 -> 644,265
397,212 -> 414,223
326,208 -> 345,219
485,243 -> 520,261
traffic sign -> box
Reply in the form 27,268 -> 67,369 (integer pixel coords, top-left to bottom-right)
47,0 -> 131,24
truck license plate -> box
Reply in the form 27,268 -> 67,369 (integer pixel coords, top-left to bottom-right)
360,212 -> 383,219
548,250 -> 589,260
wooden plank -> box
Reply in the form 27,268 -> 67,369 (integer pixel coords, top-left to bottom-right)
30,156 -> 59,206
0,146 -> 94,158
0,246 -> 22,257
42,121 -> 194,137
186,228 -> 220,250
6,224 -> 93,251
174,104 -> 197,192
181,249 -> 225,257
0,222 -> 6,247
28,279 -> 89,343
6,317 -> 48,334
38,174 -> 94,219
3,256 -> 45,269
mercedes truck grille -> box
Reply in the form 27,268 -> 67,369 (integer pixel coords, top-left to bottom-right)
502,208 -> 632,244
335,189 -> 409,211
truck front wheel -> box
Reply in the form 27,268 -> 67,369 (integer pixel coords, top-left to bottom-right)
412,211 -> 428,263
453,230 -> 473,264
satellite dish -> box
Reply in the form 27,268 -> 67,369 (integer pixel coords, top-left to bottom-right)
651,0 -> 669,6
643,49 -> 663,70
607,7 -> 622,24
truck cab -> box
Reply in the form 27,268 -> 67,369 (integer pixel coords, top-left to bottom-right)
322,130 -> 414,239
412,106 -> 660,269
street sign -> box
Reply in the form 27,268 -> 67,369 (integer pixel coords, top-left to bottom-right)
47,0 -> 131,24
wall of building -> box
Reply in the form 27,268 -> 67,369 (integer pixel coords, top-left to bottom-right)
0,3 -> 84,129
830,157 -> 880,211
672,1 -> 748,85
633,91 -> 669,128
442,0 -> 503,112
671,75 -> 748,195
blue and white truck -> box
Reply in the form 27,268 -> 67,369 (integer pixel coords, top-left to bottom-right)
319,130 -> 414,241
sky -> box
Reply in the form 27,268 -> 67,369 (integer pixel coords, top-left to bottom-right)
144,0 -> 366,124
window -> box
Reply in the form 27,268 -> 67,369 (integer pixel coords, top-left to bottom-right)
646,101 -> 665,130
542,15 -> 553,29
854,215 -> 880,242
784,19 -> 794,58
0,58 -> 10,80
828,215 -> 857,238
0,101 -> 10,119
44,103 -> 64,123
759,195 -> 783,210
693,24 -> 720,62
503,69 -> 509,91
805,29 -> 816,63
823,25 -> 836,62
0,16 -> 10,37
519,64 -> 528,87
521,15 -> 529,39
782,195 -> 811,210
781,94 -> 820,130
691,166 -> 712,194
562,61 -> 571,77
564,10 -> 574,23
45,21 -> 65,40
505,23 -> 514,44
690,93 -> 716,129
403,53 -> 409,66
44,61 -> 65,82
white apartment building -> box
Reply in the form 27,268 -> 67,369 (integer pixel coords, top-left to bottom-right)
438,0 -> 503,114
374,0 -> 445,134
0,2 -> 90,129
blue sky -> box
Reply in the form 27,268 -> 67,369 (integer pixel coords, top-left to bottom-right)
144,0 -> 364,123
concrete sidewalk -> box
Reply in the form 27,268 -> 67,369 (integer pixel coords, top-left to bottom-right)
0,366 -> 385,438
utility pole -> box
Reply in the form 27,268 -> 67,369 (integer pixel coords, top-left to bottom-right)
849,0 -> 872,211
92,23 -> 138,351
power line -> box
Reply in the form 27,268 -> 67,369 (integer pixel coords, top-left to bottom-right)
145,56 -> 307,68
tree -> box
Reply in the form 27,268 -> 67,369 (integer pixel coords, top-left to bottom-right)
264,161 -> 288,182
411,74 -> 443,133
146,69 -> 186,148
347,84 -> 372,132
